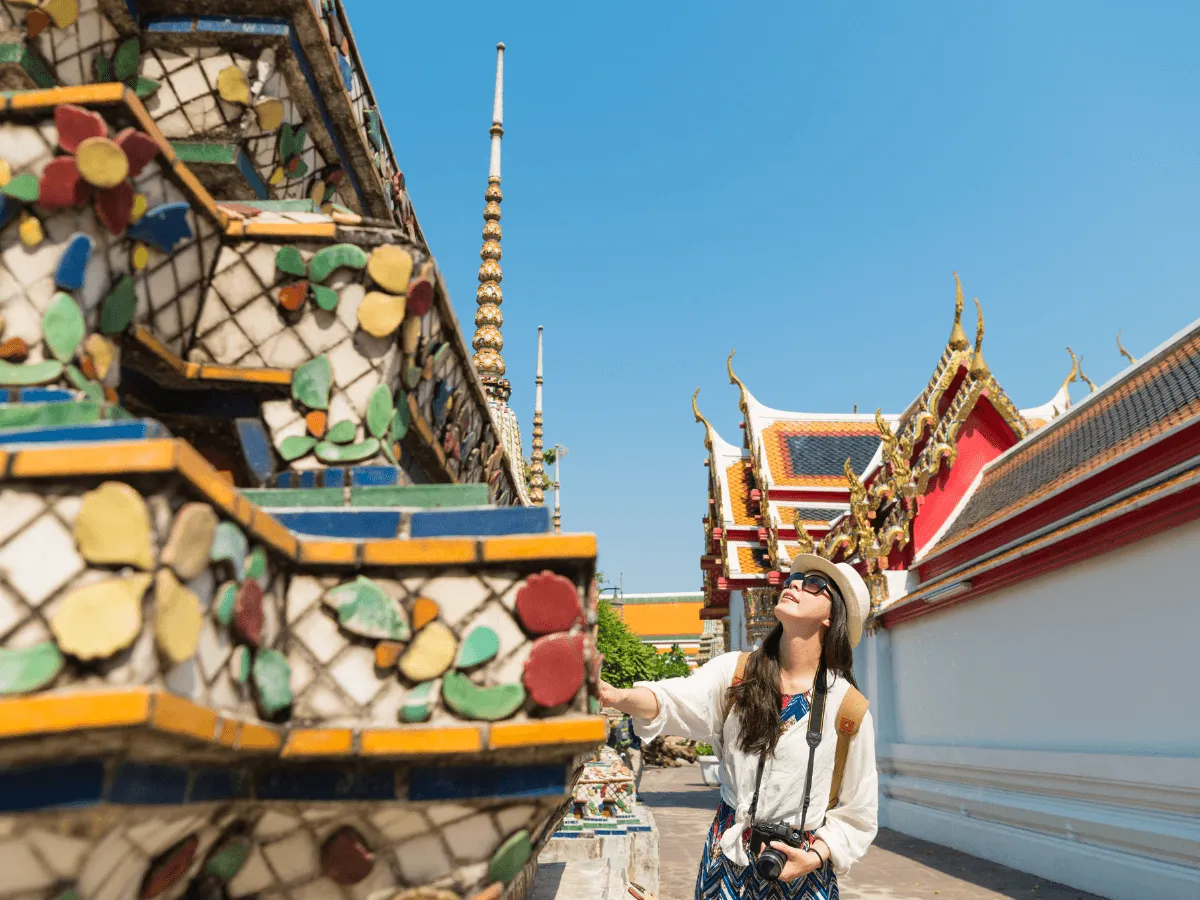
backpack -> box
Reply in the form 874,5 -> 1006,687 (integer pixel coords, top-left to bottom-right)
725,651 -> 869,809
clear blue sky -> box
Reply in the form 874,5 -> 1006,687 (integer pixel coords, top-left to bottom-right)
350,1 -> 1200,592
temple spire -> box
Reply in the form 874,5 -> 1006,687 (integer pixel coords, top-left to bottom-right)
473,43 -> 510,402
529,326 -> 546,504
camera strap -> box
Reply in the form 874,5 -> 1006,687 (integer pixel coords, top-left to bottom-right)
746,664 -> 829,830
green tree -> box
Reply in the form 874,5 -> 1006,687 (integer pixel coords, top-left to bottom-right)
596,599 -> 660,688
656,644 -> 692,679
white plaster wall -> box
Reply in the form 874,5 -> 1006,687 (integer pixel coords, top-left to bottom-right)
861,517 -> 1200,900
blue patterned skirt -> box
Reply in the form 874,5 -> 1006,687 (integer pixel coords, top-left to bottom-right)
694,800 -> 838,899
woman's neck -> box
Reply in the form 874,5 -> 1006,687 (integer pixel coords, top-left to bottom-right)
777,626 -> 824,691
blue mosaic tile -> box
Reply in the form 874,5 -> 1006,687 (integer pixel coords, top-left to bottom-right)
324,467 -> 346,487
110,763 -> 189,805
0,419 -> 167,445
258,767 -> 396,801
236,148 -> 269,200
0,760 -> 104,811
54,233 -> 92,291
408,764 -> 566,801
235,417 -> 275,486
410,506 -> 551,538
272,509 -> 400,539
298,470 -> 318,489
350,465 -> 398,487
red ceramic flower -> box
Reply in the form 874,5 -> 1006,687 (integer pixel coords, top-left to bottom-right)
39,104 -> 160,235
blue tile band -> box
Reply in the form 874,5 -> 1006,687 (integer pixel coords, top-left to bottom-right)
0,420 -> 168,445
407,764 -> 567,801
410,506 -> 551,538
0,760 -> 569,810
272,509 -> 401,539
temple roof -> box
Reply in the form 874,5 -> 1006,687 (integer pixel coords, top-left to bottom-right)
923,316 -> 1200,562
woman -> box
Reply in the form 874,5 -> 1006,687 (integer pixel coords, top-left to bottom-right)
599,554 -> 878,898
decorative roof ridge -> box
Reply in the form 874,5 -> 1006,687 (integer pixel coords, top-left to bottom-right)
1019,347 -> 1078,422
945,313 -> 1200,497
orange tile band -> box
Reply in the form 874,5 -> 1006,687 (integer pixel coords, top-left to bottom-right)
1,440 -> 596,569
131,327 -> 292,386
0,690 -> 604,758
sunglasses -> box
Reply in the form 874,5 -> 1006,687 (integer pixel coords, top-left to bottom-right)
782,572 -> 834,597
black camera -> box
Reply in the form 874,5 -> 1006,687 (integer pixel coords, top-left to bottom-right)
749,822 -> 806,881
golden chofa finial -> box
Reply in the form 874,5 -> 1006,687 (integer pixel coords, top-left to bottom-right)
948,271 -> 970,351
1117,330 -> 1135,365
692,387 -> 715,451
969,297 -> 989,378
1060,346 -> 1080,395
792,508 -> 815,554
1078,355 -> 1097,393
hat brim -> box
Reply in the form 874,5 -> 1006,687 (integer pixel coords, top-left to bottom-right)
788,553 -> 868,648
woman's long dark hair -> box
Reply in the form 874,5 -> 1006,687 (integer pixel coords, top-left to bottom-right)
725,584 -> 857,757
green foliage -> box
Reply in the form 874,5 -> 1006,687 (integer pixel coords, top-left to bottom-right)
695,742 -> 714,756
656,644 -> 692,680
597,602 -> 694,689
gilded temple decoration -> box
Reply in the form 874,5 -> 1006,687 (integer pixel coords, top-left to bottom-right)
529,326 -> 546,504
1117,330 -> 1136,365
1078,356 -> 1098,393
969,297 -> 989,379
692,387 -> 715,452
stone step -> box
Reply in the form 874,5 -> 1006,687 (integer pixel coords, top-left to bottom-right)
531,860 -> 619,900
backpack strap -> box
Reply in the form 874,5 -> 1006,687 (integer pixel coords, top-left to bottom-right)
828,686 -> 869,808
720,652 -> 752,727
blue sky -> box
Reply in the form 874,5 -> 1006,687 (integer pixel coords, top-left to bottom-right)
350,1 -> 1200,591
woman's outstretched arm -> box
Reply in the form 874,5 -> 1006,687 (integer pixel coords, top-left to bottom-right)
598,681 -> 660,720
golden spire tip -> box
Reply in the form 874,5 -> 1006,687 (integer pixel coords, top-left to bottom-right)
969,297 -> 989,377
948,271 -> 970,351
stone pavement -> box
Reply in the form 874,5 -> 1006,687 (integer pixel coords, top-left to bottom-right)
637,765 -> 1105,900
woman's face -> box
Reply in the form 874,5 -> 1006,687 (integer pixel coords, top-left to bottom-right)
774,571 -> 834,631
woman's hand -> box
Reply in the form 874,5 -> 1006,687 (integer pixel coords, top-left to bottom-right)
598,679 -> 625,709
767,842 -> 825,883
597,680 -> 661,720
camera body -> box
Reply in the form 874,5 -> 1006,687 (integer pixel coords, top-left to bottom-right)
749,821 -> 806,881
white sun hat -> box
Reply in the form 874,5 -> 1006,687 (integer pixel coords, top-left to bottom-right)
788,553 -> 871,648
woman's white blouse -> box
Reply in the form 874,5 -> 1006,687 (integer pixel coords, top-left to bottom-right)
632,651 -> 878,874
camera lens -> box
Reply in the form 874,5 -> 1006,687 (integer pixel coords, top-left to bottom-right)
755,847 -> 786,881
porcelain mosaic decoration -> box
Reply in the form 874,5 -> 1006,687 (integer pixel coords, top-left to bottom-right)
0,5 -> 594,899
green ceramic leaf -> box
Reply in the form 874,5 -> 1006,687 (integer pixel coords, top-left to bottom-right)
292,124 -> 308,154
0,359 -> 64,386
94,54 -> 116,83
275,246 -> 306,277
366,385 -> 393,439
210,521 -> 248,580
132,76 -> 160,99
314,437 -> 379,463
390,397 -> 410,440
402,363 -> 421,390
308,243 -> 368,283
65,364 -> 104,403
442,671 -> 524,722
326,576 -> 410,641
455,626 -> 500,669
1,173 -> 38,204
245,546 -> 268,584
278,123 -> 294,158
400,680 -> 435,723
0,642 -> 64,695
215,582 -> 237,626
287,158 -> 309,180
99,274 -> 136,334
291,355 -> 331,410
113,37 -> 141,82
252,648 -> 292,715
489,830 -> 533,884
325,420 -> 356,444
42,293 -> 85,363
380,440 -> 398,465
310,283 -> 339,311
230,646 -> 251,684
206,836 -> 252,880
279,434 -> 317,461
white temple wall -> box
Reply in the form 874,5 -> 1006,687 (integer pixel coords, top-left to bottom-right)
859,517 -> 1200,900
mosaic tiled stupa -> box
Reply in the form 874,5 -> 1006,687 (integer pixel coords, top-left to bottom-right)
0,4 -> 602,900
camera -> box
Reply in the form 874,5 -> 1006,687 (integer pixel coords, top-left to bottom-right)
749,822 -> 806,881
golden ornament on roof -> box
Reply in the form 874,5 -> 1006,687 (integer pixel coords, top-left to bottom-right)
485,181 -> 503,203
475,303 -> 503,328
483,219 -> 502,241
948,271 -> 970,351
969,297 -> 989,378
1117,330 -> 1135,365
478,259 -> 502,282
473,325 -> 503,352
477,281 -> 502,305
